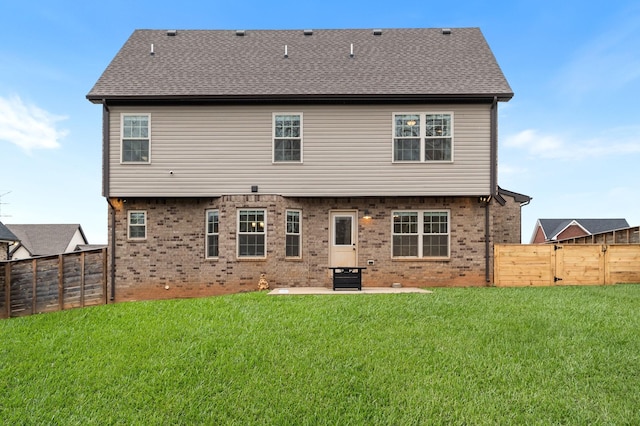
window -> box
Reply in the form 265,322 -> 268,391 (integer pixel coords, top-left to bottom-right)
122,114 -> 150,163
285,210 -> 301,258
128,211 -> 147,240
238,209 -> 266,258
392,210 -> 449,258
206,210 -> 219,258
273,114 -> 302,162
393,113 -> 453,162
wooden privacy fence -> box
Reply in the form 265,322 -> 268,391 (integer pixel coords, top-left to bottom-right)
494,244 -> 640,287
0,248 -> 107,318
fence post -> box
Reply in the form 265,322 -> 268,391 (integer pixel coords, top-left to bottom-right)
32,259 -> 37,315
102,248 -> 108,304
58,254 -> 64,311
80,252 -> 85,308
4,263 -> 10,318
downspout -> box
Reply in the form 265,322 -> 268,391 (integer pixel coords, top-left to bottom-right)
103,101 -> 116,301
485,96 -> 499,283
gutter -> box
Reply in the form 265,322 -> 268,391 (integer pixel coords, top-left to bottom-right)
106,198 -> 116,302
484,96 -> 499,283
103,101 -> 116,301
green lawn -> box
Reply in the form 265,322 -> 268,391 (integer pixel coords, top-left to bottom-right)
2,285 -> 640,425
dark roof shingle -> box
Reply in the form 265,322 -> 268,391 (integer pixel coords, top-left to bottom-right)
87,28 -> 513,102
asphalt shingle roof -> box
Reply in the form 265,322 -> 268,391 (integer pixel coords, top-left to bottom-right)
6,224 -> 87,256
539,219 -> 630,240
87,28 -> 513,102
0,221 -> 18,242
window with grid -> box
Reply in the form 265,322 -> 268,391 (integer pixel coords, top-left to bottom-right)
425,114 -> 452,161
206,210 -> 219,258
393,114 -> 420,161
274,114 -> 302,162
285,210 -> 301,258
122,114 -> 150,163
393,113 -> 453,162
392,210 -> 449,258
128,211 -> 147,240
238,209 -> 266,258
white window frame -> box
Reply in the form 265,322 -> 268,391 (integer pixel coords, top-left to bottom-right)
285,209 -> 302,259
127,210 -> 147,240
392,112 -> 454,163
273,113 -> 303,163
237,209 -> 267,259
391,210 -> 450,259
121,113 -> 151,164
205,210 -> 219,259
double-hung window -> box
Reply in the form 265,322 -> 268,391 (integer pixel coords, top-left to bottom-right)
122,114 -> 150,163
393,113 -> 453,162
128,211 -> 147,240
206,210 -> 219,258
273,113 -> 302,162
285,210 -> 301,258
238,209 -> 266,258
392,210 -> 449,258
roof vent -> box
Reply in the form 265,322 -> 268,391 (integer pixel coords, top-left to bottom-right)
284,45 -> 288,58
373,29 -> 382,36
350,43 -> 354,58
235,30 -> 245,36
303,29 -> 313,36
442,28 -> 452,35
167,30 -> 177,36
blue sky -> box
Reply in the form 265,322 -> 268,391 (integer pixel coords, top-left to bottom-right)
1,0 -> 639,244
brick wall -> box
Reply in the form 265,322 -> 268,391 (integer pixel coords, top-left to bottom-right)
0,243 -> 7,261
108,195 -> 523,301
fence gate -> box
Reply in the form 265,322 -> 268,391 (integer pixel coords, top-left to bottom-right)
494,244 -> 640,287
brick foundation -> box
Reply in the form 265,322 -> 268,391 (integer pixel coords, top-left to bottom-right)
108,195 -> 523,301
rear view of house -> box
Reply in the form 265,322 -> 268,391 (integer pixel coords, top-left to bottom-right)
87,28 -> 530,301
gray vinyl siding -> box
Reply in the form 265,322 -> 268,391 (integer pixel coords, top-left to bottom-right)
107,104 -> 492,197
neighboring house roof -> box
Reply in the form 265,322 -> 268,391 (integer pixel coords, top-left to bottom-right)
533,219 -> 630,243
0,221 -> 19,243
87,28 -> 513,103
5,224 -> 88,257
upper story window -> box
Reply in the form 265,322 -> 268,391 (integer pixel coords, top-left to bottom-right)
128,210 -> 147,240
122,114 -> 150,163
392,210 -> 450,258
273,113 -> 302,163
206,210 -> 219,259
238,209 -> 266,258
393,113 -> 453,162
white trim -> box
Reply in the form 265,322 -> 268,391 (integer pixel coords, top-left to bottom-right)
285,209 -> 302,259
120,113 -> 151,164
391,209 -> 450,259
392,112 -> 454,163
236,208 -> 267,259
127,210 -> 147,240
205,209 -> 219,259
272,112 -> 303,164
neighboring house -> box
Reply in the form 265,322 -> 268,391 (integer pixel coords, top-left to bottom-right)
530,219 -> 630,244
87,28 -> 531,301
0,221 -> 19,261
5,224 -> 88,260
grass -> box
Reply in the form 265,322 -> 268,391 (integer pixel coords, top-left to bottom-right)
1,285 -> 640,424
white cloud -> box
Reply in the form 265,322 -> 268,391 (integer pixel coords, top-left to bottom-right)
0,95 -> 67,152
556,15 -> 640,97
504,127 -> 640,160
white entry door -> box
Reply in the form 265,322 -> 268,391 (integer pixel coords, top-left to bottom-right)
330,211 -> 358,267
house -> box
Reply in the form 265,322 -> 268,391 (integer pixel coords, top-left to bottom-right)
0,221 -> 19,261
530,218 -> 630,244
87,28 -> 531,301
5,224 -> 88,260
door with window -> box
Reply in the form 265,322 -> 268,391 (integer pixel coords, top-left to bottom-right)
330,211 -> 358,267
